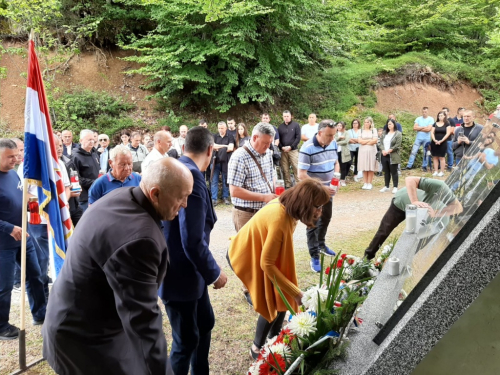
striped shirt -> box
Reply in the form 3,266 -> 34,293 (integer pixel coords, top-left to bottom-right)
227,142 -> 276,210
298,136 -> 338,185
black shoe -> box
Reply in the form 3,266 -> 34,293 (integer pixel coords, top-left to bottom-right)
376,172 -> 383,177
422,167 -> 428,172
403,166 -> 413,170
0,324 -> 20,340
212,200 -> 218,207
32,319 -> 44,326
243,291 -> 253,307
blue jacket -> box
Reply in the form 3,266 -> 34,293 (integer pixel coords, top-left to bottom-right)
159,156 -> 220,301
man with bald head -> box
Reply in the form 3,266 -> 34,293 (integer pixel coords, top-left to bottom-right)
43,157 -> 193,375
61,130 -> 78,157
141,130 -> 173,173
173,125 -> 188,157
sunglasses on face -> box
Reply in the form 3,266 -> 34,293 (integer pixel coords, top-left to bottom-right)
98,138 -> 108,142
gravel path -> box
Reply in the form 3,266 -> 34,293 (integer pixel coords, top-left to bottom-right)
208,186 -> 395,263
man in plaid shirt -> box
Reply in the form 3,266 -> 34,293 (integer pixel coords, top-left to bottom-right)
228,122 -> 278,306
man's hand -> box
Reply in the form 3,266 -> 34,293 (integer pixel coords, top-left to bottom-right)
382,150 -> 388,156
213,270 -> 228,289
263,194 -> 279,203
327,187 -> 337,196
10,226 -> 28,241
411,201 -> 431,209
70,190 -> 81,198
283,146 -> 291,153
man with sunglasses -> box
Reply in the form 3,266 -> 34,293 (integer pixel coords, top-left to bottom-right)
298,119 -> 340,272
97,134 -> 111,173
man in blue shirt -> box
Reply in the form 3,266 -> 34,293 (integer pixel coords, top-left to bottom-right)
88,145 -> 141,204
404,107 -> 435,171
97,133 -> 111,173
298,120 -> 340,272
0,139 -> 46,340
159,127 -> 227,375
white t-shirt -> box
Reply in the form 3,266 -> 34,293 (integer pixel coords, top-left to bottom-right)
383,132 -> 395,152
301,124 -> 319,141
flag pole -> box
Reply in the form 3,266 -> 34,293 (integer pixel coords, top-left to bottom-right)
19,177 -> 28,370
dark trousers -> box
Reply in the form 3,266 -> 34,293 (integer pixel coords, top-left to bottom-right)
350,149 -> 359,175
0,238 -> 46,330
254,312 -> 287,348
211,163 -> 229,201
338,152 -> 351,180
306,198 -> 333,259
365,200 -> 406,259
163,287 -> 215,375
381,155 -> 399,188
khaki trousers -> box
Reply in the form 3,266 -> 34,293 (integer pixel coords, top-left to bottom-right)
279,149 -> 298,188
232,208 -> 256,232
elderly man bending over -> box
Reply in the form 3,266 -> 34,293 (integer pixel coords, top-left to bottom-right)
88,145 -> 141,204
43,158 -> 193,375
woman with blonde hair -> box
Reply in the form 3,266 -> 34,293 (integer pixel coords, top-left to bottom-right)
357,117 -> 378,190
228,179 -> 331,359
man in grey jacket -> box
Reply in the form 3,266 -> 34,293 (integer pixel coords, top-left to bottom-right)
452,110 -> 483,166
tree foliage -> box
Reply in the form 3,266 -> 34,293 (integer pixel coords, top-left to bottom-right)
122,0 -> 335,111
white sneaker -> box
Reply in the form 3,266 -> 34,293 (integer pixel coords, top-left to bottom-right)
437,171 -> 444,177
340,181 -> 346,187
361,183 -> 368,189
392,187 -> 398,194
432,171 -> 438,176
354,176 -> 361,182
380,187 -> 389,192
366,184 -> 373,190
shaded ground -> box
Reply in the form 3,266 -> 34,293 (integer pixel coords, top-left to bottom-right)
0,170 -> 436,375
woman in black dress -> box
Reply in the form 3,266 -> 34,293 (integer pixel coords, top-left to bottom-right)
430,111 -> 452,176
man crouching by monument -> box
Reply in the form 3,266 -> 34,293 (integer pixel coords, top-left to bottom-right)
42,158 -> 193,375
364,176 -> 463,260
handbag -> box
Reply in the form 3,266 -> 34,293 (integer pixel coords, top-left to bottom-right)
272,144 -> 281,165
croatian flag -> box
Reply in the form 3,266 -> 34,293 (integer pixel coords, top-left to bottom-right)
24,39 -> 73,278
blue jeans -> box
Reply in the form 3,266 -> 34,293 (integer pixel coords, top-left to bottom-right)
455,157 -> 462,167
14,224 -> 50,300
211,163 -> 229,201
163,287 -> 214,375
0,238 -> 46,330
446,141 -> 454,168
407,138 -> 429,168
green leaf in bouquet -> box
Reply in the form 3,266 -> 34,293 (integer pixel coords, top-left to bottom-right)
319,253 -> 325,287
273,275 -> 297,316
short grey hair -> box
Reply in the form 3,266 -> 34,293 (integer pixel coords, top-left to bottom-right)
318,119 -> 336,132
79,129 -> 93,139
11,137 -> 23,145
217,121 -> 227,128
0,138 -> 18,151
98,134 -> 109,141
283,110 -> 291,115
110,145 -> 132,161
252,122 -> 276,138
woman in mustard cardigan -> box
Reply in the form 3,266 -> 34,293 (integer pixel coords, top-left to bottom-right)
228,179 -> 331,359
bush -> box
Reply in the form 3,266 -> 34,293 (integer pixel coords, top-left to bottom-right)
51,88 -> 136,134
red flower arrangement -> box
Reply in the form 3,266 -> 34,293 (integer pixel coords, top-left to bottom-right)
258,353 -> 286,374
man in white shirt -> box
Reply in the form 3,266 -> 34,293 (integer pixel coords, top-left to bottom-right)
141,131 -> 173,173
173,125 -> 188,157
301,113 -> 319,142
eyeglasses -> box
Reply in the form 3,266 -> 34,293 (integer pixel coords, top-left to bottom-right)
98,138 -> 108,142
314,205 -> 323,210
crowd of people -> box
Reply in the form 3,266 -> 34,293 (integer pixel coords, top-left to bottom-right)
0,103 -> 495,375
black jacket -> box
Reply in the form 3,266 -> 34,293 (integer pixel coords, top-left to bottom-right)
62,142 -> 79,157
42,187 -> 172,375
452,122 -> 484,159
72,147 -> 100,203
278,121 -> 301,150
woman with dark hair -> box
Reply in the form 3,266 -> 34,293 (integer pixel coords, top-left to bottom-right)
120,130 -> 131,147
431,111 -> 452,176
379,119 -> 402,193
236,123 -> 250,148
228,179 -> 330,359
335,121 -> 351,186
348,119 -> 362,180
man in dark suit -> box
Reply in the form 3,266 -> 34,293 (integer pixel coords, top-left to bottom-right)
42,157 -> 194,375
159,127 -> 228,375
61,130 -> 79,157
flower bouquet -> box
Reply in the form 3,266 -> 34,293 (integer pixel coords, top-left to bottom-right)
248,253 -> 376,375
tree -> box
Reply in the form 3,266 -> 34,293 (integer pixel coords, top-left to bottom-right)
122,0 -> 334,111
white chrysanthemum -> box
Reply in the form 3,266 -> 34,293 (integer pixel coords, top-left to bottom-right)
264,342 -> 292,357
288,312 -> 317,338
248,360 -> 263,375
301,286 -> 328,312
382,245 -> 392,255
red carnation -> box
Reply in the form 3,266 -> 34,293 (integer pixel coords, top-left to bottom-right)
259,353 -> 286,374
347,258 -> 355,265
337,259 -> 344,268
325,267 -> 331,275
341,254 -> 347,260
